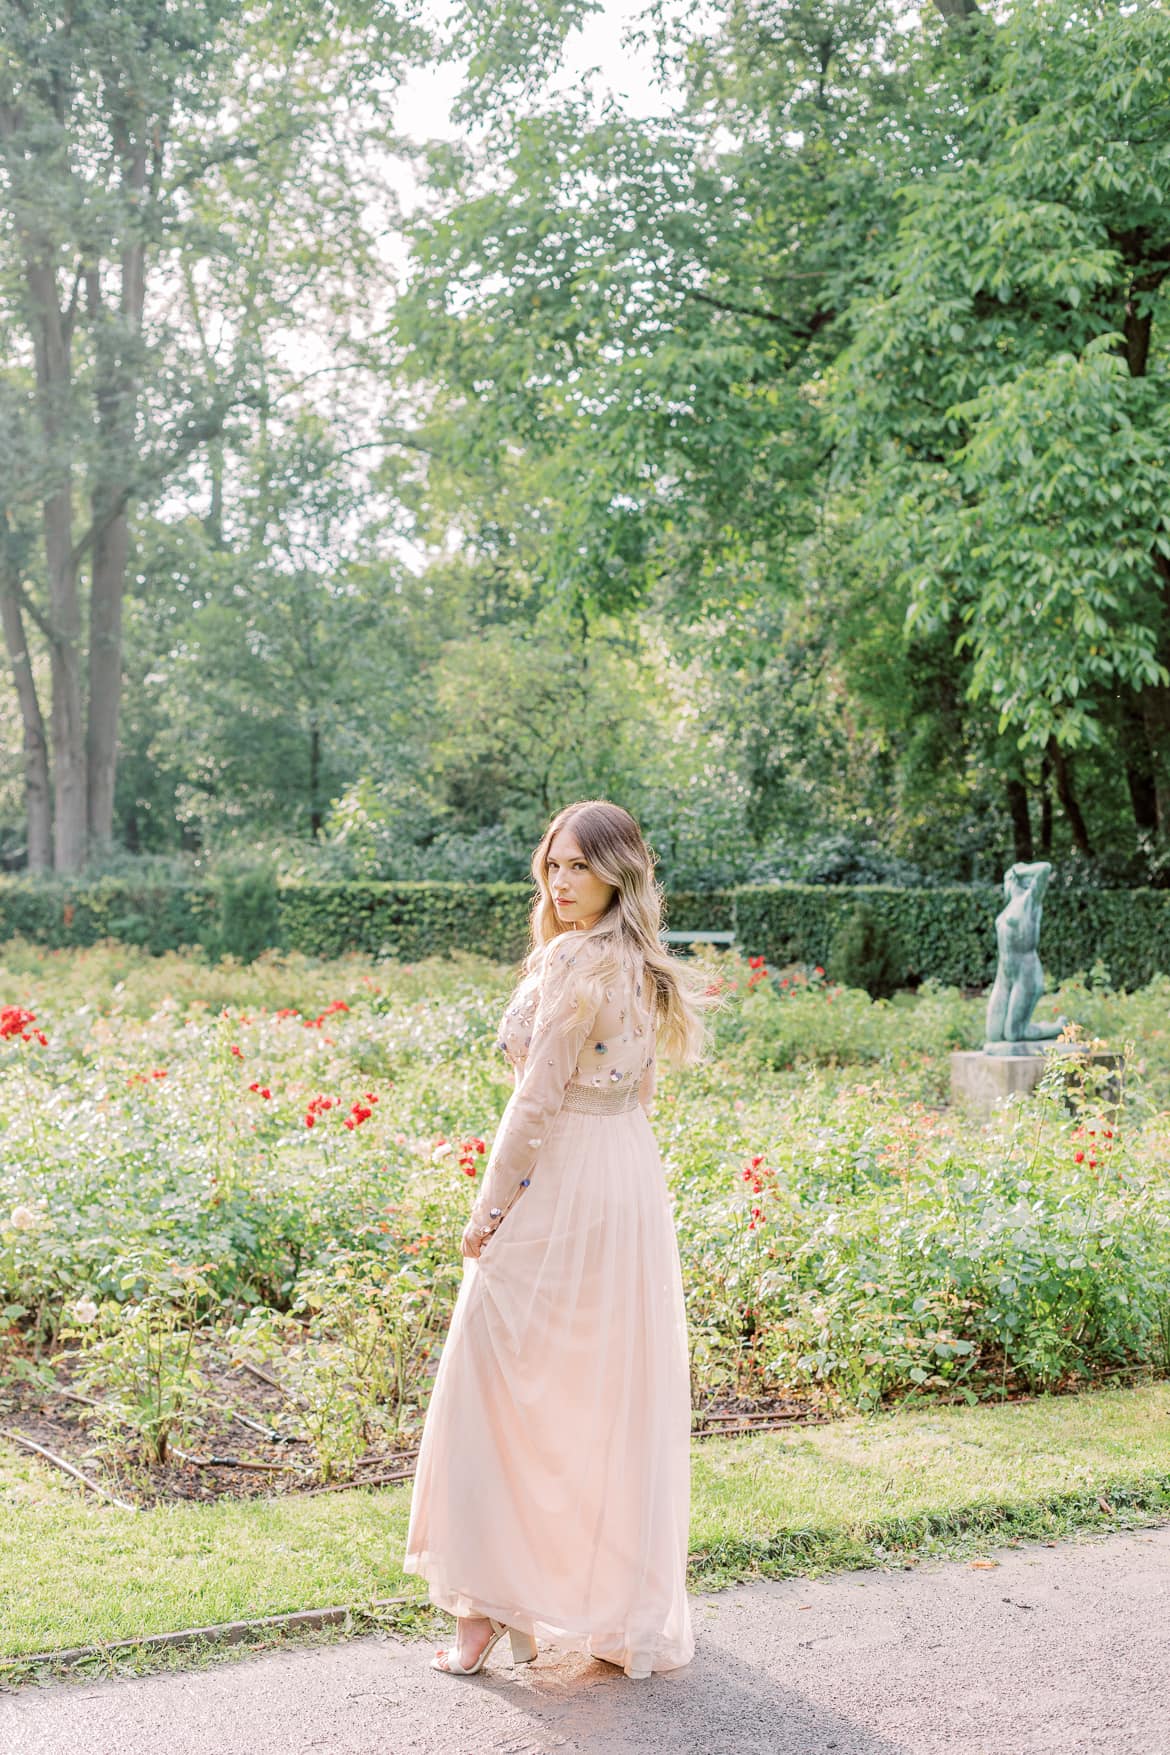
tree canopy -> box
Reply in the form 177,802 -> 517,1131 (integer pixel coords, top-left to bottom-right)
3,0 -> 1168,888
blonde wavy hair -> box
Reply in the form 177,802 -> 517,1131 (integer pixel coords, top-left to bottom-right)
517,799 -> 727,1068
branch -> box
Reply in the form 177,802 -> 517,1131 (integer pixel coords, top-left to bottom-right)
684,288 -> 788,324
269,362 -> 372,403
0,549 -> 50,753
162,121 -> 305,200
683,286 -> 835,343
333,434 -> 440,461
681,286 -> 836,372
61,263 -> 85,343
0,1428 -> 138,1513
163,139 -> 264,198
932,0 -> 981,20
13,578 -> 54,644
70,384 -> 266,571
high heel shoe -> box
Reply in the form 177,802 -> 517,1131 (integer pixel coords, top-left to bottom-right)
431,1617 -> 538,1675
509,1626 -> 538,1665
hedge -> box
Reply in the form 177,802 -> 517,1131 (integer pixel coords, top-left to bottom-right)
0,877 -> 218,955
734,884 -> 1167,990
1,875 -> 1165,990
0,879 -> 729,967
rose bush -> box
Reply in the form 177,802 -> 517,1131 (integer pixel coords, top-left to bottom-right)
0,937 -> 1167,1434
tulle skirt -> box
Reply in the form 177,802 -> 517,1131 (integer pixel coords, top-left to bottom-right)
402,1101 -> 694,1677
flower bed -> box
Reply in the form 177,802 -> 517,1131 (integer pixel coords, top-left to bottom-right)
1,938 -> 1168,1505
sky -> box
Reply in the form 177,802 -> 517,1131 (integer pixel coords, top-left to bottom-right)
391,0 -> 685,188
361,0 -> 692,571
265,2 -> 699,571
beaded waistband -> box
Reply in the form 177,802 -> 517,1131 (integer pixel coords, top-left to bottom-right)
561,1081 -> 642,1116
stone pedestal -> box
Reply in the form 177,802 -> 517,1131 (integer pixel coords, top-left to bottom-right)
950,1046 -> 1123,1118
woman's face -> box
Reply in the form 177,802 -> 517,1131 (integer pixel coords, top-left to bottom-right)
546,829 -> 617,930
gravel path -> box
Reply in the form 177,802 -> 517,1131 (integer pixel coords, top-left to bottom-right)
5,1524 -> 1169,1754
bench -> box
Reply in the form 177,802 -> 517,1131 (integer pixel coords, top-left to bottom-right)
659,929 -> 737,950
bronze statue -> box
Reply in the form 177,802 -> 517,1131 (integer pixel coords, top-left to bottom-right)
985,861 -> 1068,1054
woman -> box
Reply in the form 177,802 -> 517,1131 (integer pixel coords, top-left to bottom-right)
403,799 -> 720,1680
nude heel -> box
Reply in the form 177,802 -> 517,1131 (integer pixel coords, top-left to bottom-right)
509,1626 -> 538,1664
431,1616 -> 509,1674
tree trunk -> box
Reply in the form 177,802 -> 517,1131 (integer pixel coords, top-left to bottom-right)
1039,754 -> 1053,856
86,142 -> 148,852
86,489 -> 128,855
26,259 -> 87,872
0,555 -> 52,871
46,491 -> 86,872
1046,738 -> 1092,857
309,718 -> 322,838
1139,680 -> 1170,840
1005,777 -> 1033,863
1122,698 -> 1159,837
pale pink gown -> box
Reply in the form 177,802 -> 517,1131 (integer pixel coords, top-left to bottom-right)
402,905 -> 694,1678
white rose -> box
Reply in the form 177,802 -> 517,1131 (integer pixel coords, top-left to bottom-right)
431,1141 -> 453,1162
9,1205 -> 36,1231
72,1297 -> 99,1325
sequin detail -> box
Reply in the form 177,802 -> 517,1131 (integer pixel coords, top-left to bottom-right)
560,1081 -> 641,1115
495,947 -> 653,1110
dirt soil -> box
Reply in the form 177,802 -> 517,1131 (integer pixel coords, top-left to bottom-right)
0,1341 -> 825,1508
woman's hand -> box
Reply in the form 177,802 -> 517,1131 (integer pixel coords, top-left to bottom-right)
460,1219 -> 492,1259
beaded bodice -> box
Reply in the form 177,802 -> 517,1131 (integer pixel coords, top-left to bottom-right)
468,921 -> 658,1234
495,942 -> 655,1101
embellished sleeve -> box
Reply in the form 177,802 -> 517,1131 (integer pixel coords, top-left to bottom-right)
469,939 -> 600,1233
638,1055 -> 657,1116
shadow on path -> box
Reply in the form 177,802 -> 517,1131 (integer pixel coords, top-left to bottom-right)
3,1524 -> 1169,1754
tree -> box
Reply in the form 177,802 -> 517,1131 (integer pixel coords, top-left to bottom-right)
0,0 -> 423,870
389,0 -> 1049,873
121,417 -> 418,847
833,0 -> 1170,841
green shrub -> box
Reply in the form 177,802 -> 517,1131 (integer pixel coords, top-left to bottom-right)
55,1256 -> 214,1465
3,942 -> 1170,1420
208,861 -> 283,963
827,901 -> 908,999
7,870 -> 1170,991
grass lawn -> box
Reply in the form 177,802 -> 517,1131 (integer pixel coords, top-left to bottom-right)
4,1378 -> 1169,1677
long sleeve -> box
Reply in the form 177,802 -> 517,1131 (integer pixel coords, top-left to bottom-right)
638,1055 -> 657,1116
469,939 -> 599,1234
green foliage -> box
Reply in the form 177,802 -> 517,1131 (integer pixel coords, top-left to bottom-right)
7,875 -> 1170,989
4,941 -> 1170,1431
6,0 -> 1170,892
228,1242 -> 461,1479
833,0 -> 1170,760
56,1257 -> 215,1466
374,0 -> 1170,883
738,884 -> 1170,991
739,885 -> 995,987
0,876 -> 216,955
722,972 -> 978,1081
827,902 -> 908,1000
274,880 -> 534,962
671,1067 -> 1170,1414
208,861 -> 283,964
